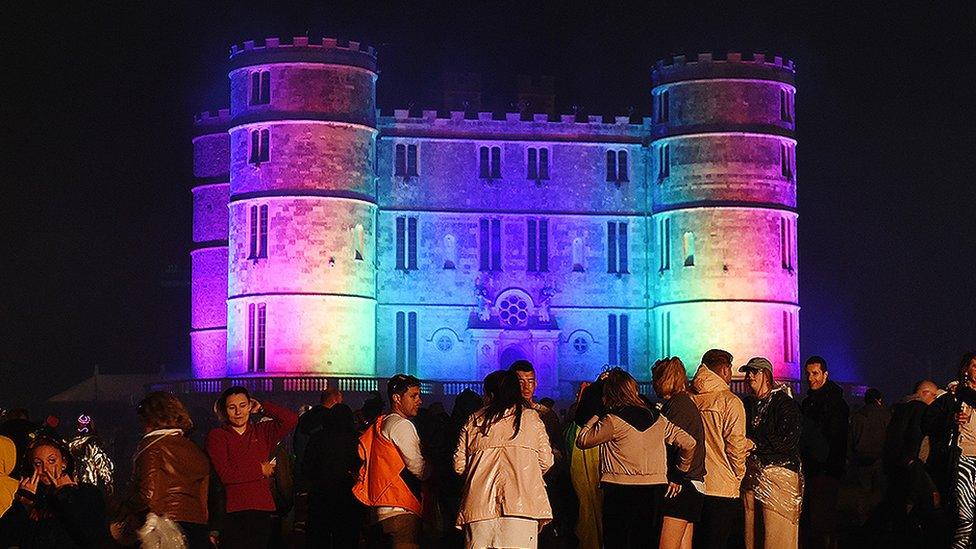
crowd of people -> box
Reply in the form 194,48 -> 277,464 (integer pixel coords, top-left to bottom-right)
0,350 -> 974,548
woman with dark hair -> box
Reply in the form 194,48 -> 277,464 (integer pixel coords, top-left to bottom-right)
576,368 -> 696,549
112,391 -> 211,548
11,436 -> 107,547
206,386 -> 297,549
454,370 -> 554,548
653,357 -> 706,549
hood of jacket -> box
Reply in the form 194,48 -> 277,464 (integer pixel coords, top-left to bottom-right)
692,365 -> 730,395
610,405 -> 660,432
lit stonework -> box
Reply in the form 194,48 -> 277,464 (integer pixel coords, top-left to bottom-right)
189,40 -> 800,394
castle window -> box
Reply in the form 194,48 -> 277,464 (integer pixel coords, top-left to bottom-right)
354,224 -> 365,261
608,314 -> 629,366
780,89 -> 795,123
780,217 -> 794,271
607,221 -> 629,274
572,237 -> 585,272
658,144 -> 670,180
247,302 -> 267,372
396,216 -> 418,271
395,311 -> 418,374
249,129 -> 269,164
573,336 -> 589,354
527,218 -> 549,272
527,147 -> 549,180
479,218 -> 502,271
781,143 -> 794,181
783,310 -> 791,363
682,231 -> 695,267
248,204 -> 269,260
395,143 -> 419,177
659,217 -> 671,271
607,150 -> 630,183
250,70 -> 271,106
655,90 -> 670,123
479,146 -> 502,179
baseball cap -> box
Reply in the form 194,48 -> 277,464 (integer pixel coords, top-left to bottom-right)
738,357 -> 773,375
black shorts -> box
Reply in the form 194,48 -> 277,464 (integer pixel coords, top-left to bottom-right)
661,480 -> 704,522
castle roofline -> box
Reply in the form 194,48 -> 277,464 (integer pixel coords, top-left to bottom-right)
652,52 -> 795,87
229,36 -> 377,73
377,109 -> 651,141
192,108 -> 232,136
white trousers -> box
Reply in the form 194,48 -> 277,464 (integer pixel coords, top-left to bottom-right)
464,516 -> 539,549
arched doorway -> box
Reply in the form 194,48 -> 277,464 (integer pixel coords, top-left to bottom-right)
499,345 -> 528,369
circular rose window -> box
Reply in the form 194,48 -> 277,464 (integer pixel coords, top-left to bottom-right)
498,296 -> 529,327
573,337 -> 589,354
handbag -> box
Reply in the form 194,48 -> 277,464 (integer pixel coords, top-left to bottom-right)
138,512 -> 188,549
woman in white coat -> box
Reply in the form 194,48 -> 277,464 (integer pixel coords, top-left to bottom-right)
454,370 -> 554,549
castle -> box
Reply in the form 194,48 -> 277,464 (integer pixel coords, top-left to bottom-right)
189,37 -> 799,397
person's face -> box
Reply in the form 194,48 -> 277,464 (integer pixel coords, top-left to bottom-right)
224,393 -> 251,428
394,387 -> 422,418
744,369 -> 770,395
515,370 -> 537,402
31,445 -> 66,485
805,363 -> 827,391
917,383 -> 938,405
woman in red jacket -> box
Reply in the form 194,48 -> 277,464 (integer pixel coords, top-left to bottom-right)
206,386 -> 298,549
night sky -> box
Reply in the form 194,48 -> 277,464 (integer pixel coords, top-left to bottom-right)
4,1 -> 974,404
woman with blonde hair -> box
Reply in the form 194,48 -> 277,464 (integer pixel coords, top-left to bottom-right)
653,357 -> 706,549
577,367 -> 696,548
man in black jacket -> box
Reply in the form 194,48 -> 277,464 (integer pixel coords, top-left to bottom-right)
799,355 -> 849,549
741,357 -> 802,549
882,380 -> 944,546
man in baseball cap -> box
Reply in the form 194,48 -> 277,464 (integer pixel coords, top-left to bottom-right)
739,357 -> 803,549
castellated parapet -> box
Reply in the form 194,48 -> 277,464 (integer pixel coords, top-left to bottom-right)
189,43 -> 802,391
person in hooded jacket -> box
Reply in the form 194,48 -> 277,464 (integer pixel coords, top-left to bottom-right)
740,357 -> 803,549
689,349 -> 751,549
0,435 -> 26,547
799,355 -> 849,549
577,368 -> 696,549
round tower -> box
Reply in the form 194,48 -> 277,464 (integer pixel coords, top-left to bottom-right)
651,53 -> 799,380
226,37 -> 378,376
191,109 -> 231,378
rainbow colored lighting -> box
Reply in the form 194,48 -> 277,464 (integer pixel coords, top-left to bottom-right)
189,43 -> 800,395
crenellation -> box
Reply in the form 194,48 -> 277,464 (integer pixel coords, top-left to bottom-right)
193,108 -> 231,127
229,35 -> 378,60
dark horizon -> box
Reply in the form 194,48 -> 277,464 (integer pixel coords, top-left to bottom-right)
3,1 -> 974,405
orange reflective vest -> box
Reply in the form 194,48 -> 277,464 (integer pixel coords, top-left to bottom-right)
352,414 -> 423,515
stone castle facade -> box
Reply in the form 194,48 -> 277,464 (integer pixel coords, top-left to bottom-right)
190,37 -> 799,396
